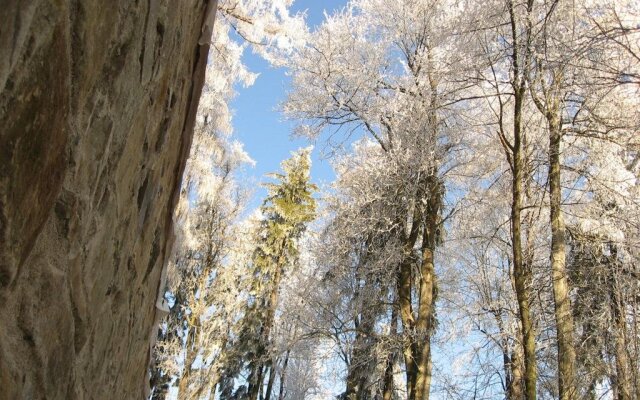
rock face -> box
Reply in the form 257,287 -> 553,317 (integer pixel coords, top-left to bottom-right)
0,1 -> 215,398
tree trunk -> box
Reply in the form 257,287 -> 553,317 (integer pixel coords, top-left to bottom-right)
506,1 -> 537,397
397,176 -> 440,400
509,338 -> 525,400
397,252 -> 415,399
398,255 -> 417,399
248,239 -> 288,400
548,113 -> 577,400
382,304 -> 398,400
264,362 -> 277,400
413,214 -> 438,400
259,373 -> 265,400
511,102 -> 537,400
178,324 -> 199,399
278,350 -> 291,400
495,308 -> 523,400
247,363 -> 264,400
345,282 -> 377,400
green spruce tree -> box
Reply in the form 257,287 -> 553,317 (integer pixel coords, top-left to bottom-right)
220,148 -> 316,400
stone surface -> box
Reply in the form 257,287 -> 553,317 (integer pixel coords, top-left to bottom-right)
0,1 -> 214,398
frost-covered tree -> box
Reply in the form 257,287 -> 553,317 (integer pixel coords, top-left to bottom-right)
148,116 -> 254,399
284,1 -> 488,399
199,0 -> 306,138
565,133 -> 640,399
525,3 -> 639,398
458,1 -> 640,398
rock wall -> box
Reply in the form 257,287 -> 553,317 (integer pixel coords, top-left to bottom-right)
0,1 -> 215,398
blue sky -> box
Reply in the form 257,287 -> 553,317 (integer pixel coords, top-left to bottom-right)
231,0 -> 347,210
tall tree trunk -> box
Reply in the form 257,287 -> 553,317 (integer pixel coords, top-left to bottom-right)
396,175 -> 440,400
259,373 -> 265,400
509,337 -> 525,400
506,1 -> 537,398
508,81 -> 537,400
344,315 -> 361,400
548,112 -> 577,400
511,100 -> 537,400
178,324 -> 199,399
530,57 -> 578,399
382,303 -> 398,400
247,363 -> 264,400
345,303 -> 376,398
390,45 -> 443,400
413,185 -> 439,400
248,239 -> 288,400
398,252 -> 417,399
278,350 -> 291,400
264,362 -> 277,400
495,308 -> 523,400
583,329 -> 599,400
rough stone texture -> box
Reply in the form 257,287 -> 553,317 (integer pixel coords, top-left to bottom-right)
0,1 -> 214,398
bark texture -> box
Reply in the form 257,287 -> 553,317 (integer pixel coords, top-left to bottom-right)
505,1 -> 537,398
0,1 -> 214,398
511,91 -> 537,400
547,104 -> 577,400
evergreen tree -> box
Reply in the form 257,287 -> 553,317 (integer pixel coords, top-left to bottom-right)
220,148 -> 316,400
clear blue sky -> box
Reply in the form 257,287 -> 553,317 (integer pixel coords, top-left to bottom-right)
231,0 -> 348,210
